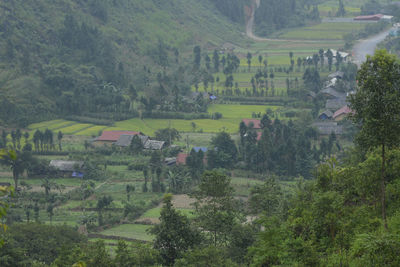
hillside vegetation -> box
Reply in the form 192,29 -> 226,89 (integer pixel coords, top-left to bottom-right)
0,0 -> 248,126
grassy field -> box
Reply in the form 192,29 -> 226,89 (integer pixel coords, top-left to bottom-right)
140,207 -> 194,219
208,104 -> 279,119
100,224 -> 154,242
278,22 -> 367,40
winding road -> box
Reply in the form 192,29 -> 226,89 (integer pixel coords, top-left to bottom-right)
352,27 -> 394,66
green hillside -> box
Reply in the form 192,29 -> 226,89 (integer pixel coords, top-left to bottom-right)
0,0 -> 249,126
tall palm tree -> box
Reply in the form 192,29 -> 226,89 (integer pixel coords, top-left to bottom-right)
0,149 -> 31,191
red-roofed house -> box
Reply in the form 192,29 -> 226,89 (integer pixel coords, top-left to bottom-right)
242,119 -> 262,129
176,153 -> 188,165
94,131 -> 142,146
333,106 -> 353,121
256,132 -> 262,141
354,14 -> 383,21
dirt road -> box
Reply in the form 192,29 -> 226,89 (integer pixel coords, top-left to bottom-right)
352,27 -> 394,66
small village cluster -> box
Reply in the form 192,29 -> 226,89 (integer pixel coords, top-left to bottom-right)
48,130 -> 209,176
312,71 -> 354,135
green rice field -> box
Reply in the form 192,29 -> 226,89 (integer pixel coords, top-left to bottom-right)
27,104 -> 299,136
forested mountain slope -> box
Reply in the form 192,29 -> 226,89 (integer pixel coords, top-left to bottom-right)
254,0 -> 320,36
0,0 -> 248,126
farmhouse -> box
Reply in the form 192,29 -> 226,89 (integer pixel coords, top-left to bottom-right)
49,160 -> 84,177
164,157 -> 176,166
143,140 -> 165,150
114,135 -> 134,147
94,131 -> 142,146
256,132 -> 263,141
318,110 -> 333,121
242,119 -> 262,129
115,135 -> 149,148
354,14 -> 384,21
333,106 -> 353,121
354,14 -> 393,21
176,153 -> 188,165
325,78 -> 337,88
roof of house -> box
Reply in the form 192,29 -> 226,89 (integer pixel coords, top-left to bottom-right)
333,106 -> 353,119
115,135 -> 134,147
256,132 -> 262,141
49,160 -> 84,172
325,78 -> 337,88
97,131 -> 141,142
192,147 -> 208,153
242,119 -> 262,129
320,87 -> 346,99
326,98 -> 348,110
164,157 -> 177,166
312,122 -> 343,135
176,153 -> 188,165
328,71 -> 344,79
139,135 -> 150,145
144,140 -> 165,150
319,110 -> 334,118
354,14 -> 384,20
382,15 -> 394,20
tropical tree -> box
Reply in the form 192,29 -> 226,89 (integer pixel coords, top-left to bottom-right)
0,177 -> 13,247
41,178 -> 56,197
319,49 -> 324,68
247,52 -> 252,71
193,46 -> 201,70
151,194 -> 202,266
57,131 -> 63,151
326,49 -> 333,71
0,149 -> 31,190
1,131 -> 7,149
350,50 -> 400,229
193,171 -> 241,246
212,49 -> 220,72
126,184 -> 135,201
96,195 -> 113,226
46,204 -> 54,224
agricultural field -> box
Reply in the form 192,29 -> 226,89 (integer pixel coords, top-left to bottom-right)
27,103 -> 305,138
277,22 -> 367,40
100,224 -> 154,242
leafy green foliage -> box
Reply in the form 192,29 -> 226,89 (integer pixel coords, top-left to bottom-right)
254,0 -> 319,36
193,171 -> 242,246
151,194 -> 202,265
0,223 -> 85,265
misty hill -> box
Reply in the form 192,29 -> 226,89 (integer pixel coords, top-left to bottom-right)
0,0 -> 249,126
